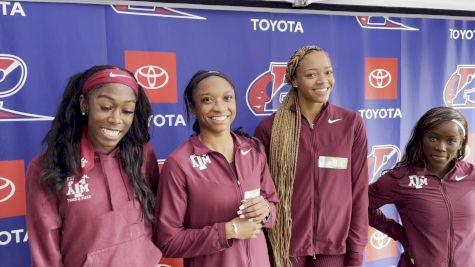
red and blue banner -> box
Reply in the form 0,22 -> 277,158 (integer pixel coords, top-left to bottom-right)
1,1 -> 474,266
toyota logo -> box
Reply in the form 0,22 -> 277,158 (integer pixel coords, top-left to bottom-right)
370,230 -> 391,249
135,65 -> 169,90
369,68 -> 391,89
0,176 -> 15,203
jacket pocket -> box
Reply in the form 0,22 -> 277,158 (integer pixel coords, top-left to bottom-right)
82,235 -> 162,267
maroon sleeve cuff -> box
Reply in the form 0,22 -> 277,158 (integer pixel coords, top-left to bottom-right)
345,250 -> 363,266
262,202 -> 276,229
218,223 -> 233,249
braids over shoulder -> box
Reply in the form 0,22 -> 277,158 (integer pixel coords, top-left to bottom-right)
268,45 -> 323,267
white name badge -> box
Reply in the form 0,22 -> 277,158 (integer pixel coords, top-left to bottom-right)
318,156 -> 348,170
244,188 -> 260,200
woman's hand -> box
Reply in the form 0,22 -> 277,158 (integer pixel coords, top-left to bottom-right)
237,196 -> 270,223
225,218 -> 262,239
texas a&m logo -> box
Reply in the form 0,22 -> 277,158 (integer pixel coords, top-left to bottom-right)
443,65 -> 475,108
190,154 -> 211,170
367,145 -> 401,184
246,62 -> 288,116
66,175 -> 92,202
408,175 -> 428,189
125,51 -> 178,103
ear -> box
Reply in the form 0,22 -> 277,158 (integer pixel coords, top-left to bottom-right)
79,94 -> 88,114
291,78 -> 298,88
459,144 -> 465,158
190,104 -> 197,117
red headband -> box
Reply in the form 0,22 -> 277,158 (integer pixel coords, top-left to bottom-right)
82,68 -> 139,95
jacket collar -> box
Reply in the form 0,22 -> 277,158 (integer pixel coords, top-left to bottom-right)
402,160 -> 464,178
80,126 -> 119,175
189,131 -> 252,156
289,101 -> 332,124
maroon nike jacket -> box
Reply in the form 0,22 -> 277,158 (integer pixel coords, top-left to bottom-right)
155,132 -> 278,267
254,103 -> 369,266
369,161 -> 475,267
26,143 -> 162,267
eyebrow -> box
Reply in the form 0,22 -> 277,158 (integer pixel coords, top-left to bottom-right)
96,94 -> 136,103
198,90 -> 235,96
304,66 -> 333,71
427,132 -> 459,138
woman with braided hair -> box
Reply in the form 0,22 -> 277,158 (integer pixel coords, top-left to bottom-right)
255,45 -> 369,267
26,65 -> 162,266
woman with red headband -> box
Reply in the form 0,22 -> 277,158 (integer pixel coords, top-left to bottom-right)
25,65 -> 162,266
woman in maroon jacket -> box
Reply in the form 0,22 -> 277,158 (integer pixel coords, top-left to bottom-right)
155,70 -> 278,267
369,107 -> 475,267
254,45 -> 369,267
26,65 -> 162,266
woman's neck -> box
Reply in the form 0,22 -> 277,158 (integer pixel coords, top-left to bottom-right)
298,97 -> 325,125
198,131 -> 234,162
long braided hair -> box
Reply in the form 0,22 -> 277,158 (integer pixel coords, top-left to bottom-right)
268,45 -> 326,267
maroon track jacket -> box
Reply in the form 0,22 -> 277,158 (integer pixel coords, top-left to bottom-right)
369,161 -> 475,267
254,103 -> 369,266
26,143 -> 162,267
155,133 -> 278,267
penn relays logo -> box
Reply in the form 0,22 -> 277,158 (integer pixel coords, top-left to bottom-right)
246,62 -> 288,116
111,4 -> 206,20
357,16 -> 419,31
367,145 -> 401,184
443,65 -> 475,108
0,54 -> 53,121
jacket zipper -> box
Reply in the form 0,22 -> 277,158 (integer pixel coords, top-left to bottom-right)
440,179 -> 454,267
222,150 -> 252,267
309,120 -> 319,258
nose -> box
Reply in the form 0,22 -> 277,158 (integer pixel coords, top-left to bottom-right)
108,109 -> 121,124
435,141 -> 447,152
212,99 -> 226,112
314,73 -> 325,82
314,72 -> 329,85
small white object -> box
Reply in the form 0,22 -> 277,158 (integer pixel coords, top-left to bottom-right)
232,222 -> 238,234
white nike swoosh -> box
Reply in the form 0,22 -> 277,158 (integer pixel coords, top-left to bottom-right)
109,72 -> 132,79
241,148 -> 252,155
328,118 -> 342,124
455,175 -> 467,181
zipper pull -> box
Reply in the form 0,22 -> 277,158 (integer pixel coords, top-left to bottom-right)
237,180 -> 241,186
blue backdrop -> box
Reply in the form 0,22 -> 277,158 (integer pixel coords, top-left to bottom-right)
1,2 -> 474,266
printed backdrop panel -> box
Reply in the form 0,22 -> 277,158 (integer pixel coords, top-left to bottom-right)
0,1 -> 474,266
